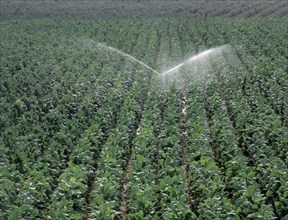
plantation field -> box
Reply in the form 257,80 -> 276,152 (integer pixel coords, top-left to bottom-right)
1,17 -> 288,219
0,0 -> 287,19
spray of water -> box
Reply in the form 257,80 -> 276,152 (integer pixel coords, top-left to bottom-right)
162,46 -> 224,77
96,42 -> 160,75
75,39 -> 235,90
160,45 -> 235,90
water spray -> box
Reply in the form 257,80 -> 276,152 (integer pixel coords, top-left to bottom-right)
97,42 -> 160,75
161,48 -> 217,76
79,39 -> 231,90
162,62 -> 185,76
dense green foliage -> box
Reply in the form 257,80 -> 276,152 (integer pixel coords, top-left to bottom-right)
1,0 -> 287,20
0,18 -> 287,219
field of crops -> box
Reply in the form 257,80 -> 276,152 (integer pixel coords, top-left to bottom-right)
1,0 -> 287,19
1,15 -> 288,220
